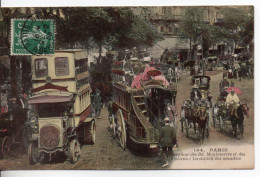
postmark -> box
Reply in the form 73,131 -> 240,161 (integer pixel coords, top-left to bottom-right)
11,18 -> 55,55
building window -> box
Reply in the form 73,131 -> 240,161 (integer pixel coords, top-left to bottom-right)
162,7 -> 166,15
160,26 -> 164,32
35,58 -> 48,78
55,57 -> 69,76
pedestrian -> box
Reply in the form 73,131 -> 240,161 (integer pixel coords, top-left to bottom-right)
95,90 -> 102,119
159,117 -> 177,168
167,67 -> 174,84
91,89 -> 102,119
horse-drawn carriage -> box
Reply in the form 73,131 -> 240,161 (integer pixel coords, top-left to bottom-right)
180,75 -> 211,143
212,90 -> 229,131
111,62 -> 177,153
190,75 -> 212,107
212,84 -> 249,137
0,82 -> 27,158
206,56 -> 218,71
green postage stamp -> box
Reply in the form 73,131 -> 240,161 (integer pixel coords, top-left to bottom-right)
11,19 -> 55,55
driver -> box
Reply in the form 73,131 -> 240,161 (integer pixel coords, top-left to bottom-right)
190,85 -> 202,106
226,89 -> 240,115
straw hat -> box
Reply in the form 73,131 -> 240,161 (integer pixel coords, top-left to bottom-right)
192,84 -> 199,89
164,117 -> 170,122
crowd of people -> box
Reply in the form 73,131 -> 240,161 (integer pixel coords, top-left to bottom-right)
91,47 -> 253,168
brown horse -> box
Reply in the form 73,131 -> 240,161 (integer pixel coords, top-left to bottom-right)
182,104 -> 208,143
230,104 -> 249,137
196,107 -> 208,143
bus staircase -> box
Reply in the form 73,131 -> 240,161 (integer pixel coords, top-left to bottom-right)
129,90 -> 160,144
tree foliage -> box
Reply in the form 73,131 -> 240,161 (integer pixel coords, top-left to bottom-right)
179,7 -> 206,43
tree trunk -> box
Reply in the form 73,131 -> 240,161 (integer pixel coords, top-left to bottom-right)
189,38 -> 192,60
97,40 -> 102,64
10,55 -> 17,98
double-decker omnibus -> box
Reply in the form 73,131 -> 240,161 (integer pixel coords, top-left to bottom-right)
26,49 -> 95,164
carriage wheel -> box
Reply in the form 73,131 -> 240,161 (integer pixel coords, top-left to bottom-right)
219,116 -> 224,132
28,142 -> 38,165
83,121 -> 96,144
69,139 -> 81,164
180,110 -> 184,132
112,116 -> 116,139
206,116 -> 210,138
116,109 -> 127,150
184,118 -> 189,138
181,119 -> 184,132
0,136 -> 11,158
212,107 -> 216,127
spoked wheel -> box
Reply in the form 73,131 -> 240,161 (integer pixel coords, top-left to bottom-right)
112,116 -> 116,138
206,116 -> 209,138
212,106 -> 216,127
0,136 -> 11,158
28,142 -> 39,165
69,139 -> 81,164
116,109 -> 126,150
219,116 -> 224,132
83,121 -> 96,144
184,118 -> 189,138
180,110 -> 185,132
181,119 -> 184,132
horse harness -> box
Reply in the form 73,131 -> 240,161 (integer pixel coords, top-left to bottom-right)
229,104 -> 240,118
192,106 -> 207,121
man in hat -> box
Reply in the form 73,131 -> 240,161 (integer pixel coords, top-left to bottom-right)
226,89 -> 240,116
167,67 -> 174,84
226,89 -> 240,106
132,47 -> 138,58
190,85 -> 202,106
159,117 -> 177,168
92,89 -> 102,119
220,76 -> 229,94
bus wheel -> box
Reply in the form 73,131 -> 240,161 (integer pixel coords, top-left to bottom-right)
69,139 -> 81,164
116,109 -> 126,151
28,142 -> 38,165
83,121 -> 96,144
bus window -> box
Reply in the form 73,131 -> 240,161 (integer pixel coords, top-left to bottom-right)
35,58 -> 48,78
55,57 -> 69,76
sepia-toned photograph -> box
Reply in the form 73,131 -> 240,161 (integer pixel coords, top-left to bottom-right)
0,6 -> 254,170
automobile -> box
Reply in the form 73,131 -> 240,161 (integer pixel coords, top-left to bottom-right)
25,49 -> 95,164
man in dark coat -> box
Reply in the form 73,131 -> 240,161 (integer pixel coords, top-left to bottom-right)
92,89 -> 102,119
159,117 -> 177,168
190,85 -> 202,106
219,77 -> 229,94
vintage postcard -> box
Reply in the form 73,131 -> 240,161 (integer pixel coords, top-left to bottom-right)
0,6 -> 254,170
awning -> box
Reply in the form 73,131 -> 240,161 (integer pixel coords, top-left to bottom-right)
28,93 -> 74,104
148,37 -> 191,58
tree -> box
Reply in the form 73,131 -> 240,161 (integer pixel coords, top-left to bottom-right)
179,7 -> 206,60
60,7 -> 160,63
239,6 -> 254,47
218,7 -> 253,54
0,8 -> 28,97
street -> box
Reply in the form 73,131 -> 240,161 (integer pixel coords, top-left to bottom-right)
0,68 -> 254,170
